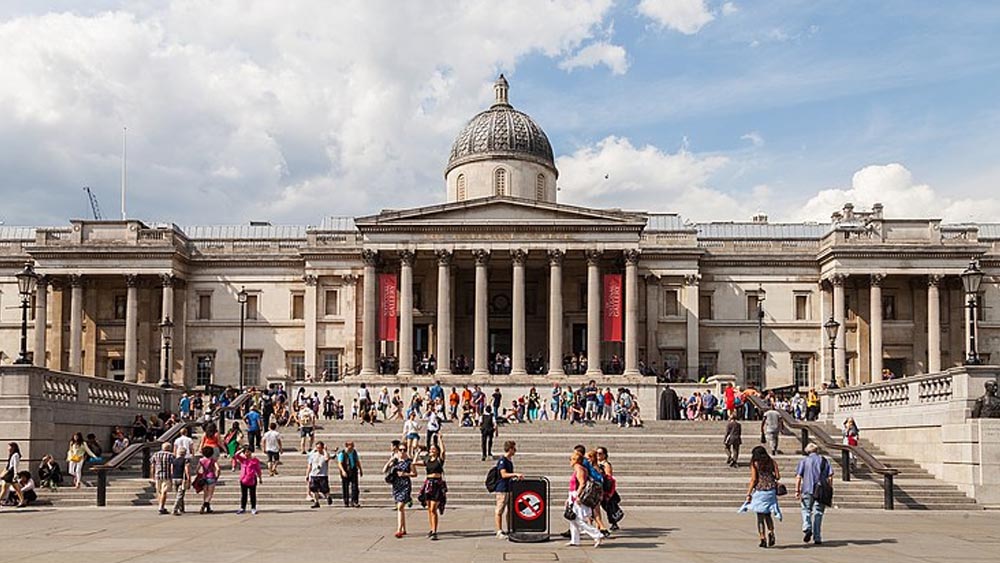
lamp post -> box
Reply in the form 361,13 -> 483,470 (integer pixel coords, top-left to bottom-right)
237,286 -> 248,390
159,317 -> 174,388
824,316 -> 840,389
756,284 -> 766,388
14,263 -> 38,365
961,260 -> 984,365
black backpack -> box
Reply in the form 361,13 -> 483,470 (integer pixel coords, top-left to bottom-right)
485,459 -> 502,492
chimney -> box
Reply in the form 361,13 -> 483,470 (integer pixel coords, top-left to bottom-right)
752,213 -> 769,224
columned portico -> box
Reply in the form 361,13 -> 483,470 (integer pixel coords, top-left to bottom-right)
510,249 -> 528,376
623,249 -> 641,376
397,250 -> 416,377
870,273 -> 884,383
360,250 -> 378,377
832,274 -> 847,385
123,274 -> 139,382
928,275 -> 942,373
68,275 -> 84,374
472,249 -> 490,376
547,249 -> 564,377
33,276 -> 48,368
435,249 -> 453,376
585,250 -> 602,376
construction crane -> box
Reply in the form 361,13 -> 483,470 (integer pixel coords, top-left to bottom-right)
83,186 -> 104,220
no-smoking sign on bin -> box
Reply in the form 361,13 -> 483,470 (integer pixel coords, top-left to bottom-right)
508,477 -> 550,543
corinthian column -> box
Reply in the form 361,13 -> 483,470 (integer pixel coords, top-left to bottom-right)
472,249 -> 490,376
927,275 -> 942,373
832,274 -> 847,385
360,250 -> 378,377
511,249 -> 528,376
33,276 -> 48,367
398,251 -> 415,377
124,274 -> 139,383
585,250 -> 602,376
435,249 -> 453,376
623,249 -> 641,376
547,249 -> 565,377
869,274 -> 884,383
69,275 -> 84,374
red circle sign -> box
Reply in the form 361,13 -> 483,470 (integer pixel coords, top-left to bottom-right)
514,491 -> 545,521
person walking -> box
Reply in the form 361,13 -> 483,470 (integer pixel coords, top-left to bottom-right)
739,445 -> 783,548
761,404 -> 783,456
806,389 -> 820,421
306,441 -> 333,508
843,417 -> 860,468
480,406 -> 498,461
198,422 -> 222,460
224,421 -> 244,471
385,442 -> 417,538
170,447 -> 190,515
243,406 -> 263,452
262,422 -> 283,477
724,412 -> 743,467
173,427 -> 194,457
415,434 -> 447,540
1,442 -> 27,508
796,443 -> 834,545
596,446 -> 622,532
494,440 -> 524,538
234,445 -> 263,514
298,402 -> 317,454
338,441 -> 363,508
66,432 -> 96,489
196,446 -> 220,513
426,408 -> 441,448
403,411 -> 421,456
566,450 -> 603,548
150,442 -> 176,515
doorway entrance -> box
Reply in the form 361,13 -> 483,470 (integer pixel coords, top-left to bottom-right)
572,323 -> 588,355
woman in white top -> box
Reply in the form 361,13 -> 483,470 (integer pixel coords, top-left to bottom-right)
1,442 -> 26,508
402,411 -> 422,456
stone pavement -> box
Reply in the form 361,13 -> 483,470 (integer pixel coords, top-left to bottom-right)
2,506 -> 999,562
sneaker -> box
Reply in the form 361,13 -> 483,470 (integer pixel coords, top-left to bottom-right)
327,497 -> 334,506
158,508 -> 169,515
803,530 -> 812,543
251,509 -> 258,515
235,509 -> 245,515
495,530 -> 507,539
594,538 -> 603,548
310,502 -> 320,509
565,541 -> 579,547
610,524 -> 620,531
600,529 -> 611,538
560,530 -> 572,539
173,510 -> 181,516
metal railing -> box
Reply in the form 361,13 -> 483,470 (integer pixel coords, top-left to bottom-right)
747,395 -> 900,510
91,392 -> 252,507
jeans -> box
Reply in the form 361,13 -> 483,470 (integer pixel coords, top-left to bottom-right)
240,484 -> 257,510
247,430 -> 261,452
481,432 -> 494,459
341,471 -> 359,506
172,479 -> 186,513
800,493 -> 826,542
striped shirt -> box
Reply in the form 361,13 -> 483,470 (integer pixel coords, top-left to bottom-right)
151,450 -> 176,481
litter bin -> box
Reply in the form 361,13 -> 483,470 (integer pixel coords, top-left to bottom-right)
507,476 -> 550,543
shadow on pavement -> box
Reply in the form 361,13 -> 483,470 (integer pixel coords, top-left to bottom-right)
772,538 -> 898,549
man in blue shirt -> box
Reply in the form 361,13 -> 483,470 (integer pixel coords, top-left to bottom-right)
796,443 -> 834,545
178,393 -> 191,420
244,406 -> 262,452
429,381 -> 444,403
494,440 -> 523,538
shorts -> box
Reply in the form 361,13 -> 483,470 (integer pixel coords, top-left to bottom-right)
155,479 -> 173,494
309,476 -> 330,494
300,427 -> 314,438
203,477 -> 217,486
495,492 -> 510,516
406,433 -> 419,440
267,451 -> 281,463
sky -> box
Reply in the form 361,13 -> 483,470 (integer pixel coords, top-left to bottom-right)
1,0 -> 999,227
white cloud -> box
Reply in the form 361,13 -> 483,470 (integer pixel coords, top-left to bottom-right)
740,131 -> 764,147
637,0 -> 714,35
721,2 -> 739,16
559,41 -> 629,75
556,136 -> 754,220
796,163 -> 1000,222
0,1 -> 616,224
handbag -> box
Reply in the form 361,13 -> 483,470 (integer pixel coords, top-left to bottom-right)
191,474 -> 206,493
776,483 -> 788,496
1,467 -> 13,483
815,458 -> 834,506
563,503 -> 577,521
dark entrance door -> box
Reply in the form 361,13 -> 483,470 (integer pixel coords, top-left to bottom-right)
414,324 -> 430,357
489,329 -> 511,357
572,323 -> 587,355
884,358 -> 906,379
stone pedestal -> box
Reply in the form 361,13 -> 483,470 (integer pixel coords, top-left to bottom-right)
942,419 -> 1000,506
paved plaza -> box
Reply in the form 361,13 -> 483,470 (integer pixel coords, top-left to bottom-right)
2,506 -> 998,562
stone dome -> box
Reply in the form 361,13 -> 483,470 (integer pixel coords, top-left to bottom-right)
445,75 -> 557,177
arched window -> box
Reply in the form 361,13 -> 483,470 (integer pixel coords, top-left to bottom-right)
456,174 -> 466,201
536,174 -> 545,200
494,168 -> 507,196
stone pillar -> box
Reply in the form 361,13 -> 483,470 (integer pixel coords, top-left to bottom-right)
645,274 -> 659,372
511,249 -> 528,376
360,250 -> 378,377
818,280 -> 829,388
684,274 -> 701,379
870,274 -> 884,383
68,275 -> 84,374
623,249 -> 641,376
124,274 -> 139,383
33,276 -> 48,368
472,249 -> 490,376
832,274 -> 847,385
585,250 -> 602,376
303,275 -> 318,379
547,249 -> 565,377
435,249 -> 453,376
160,274 -> 175,383
342,274 -> 359,376
397,251 -> 415,377
928,275 -> 942,373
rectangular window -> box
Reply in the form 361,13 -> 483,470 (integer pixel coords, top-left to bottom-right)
699,352 -> 718,380
195,353 -> 214,386
197,294 -> 212,320
661,350 -> 685,372
882,295 -> 896,321
747,294 -> 761,321
324,290 -> 340,316
699,293 -> 713,320
793,354 -> 811,388
245,294 -> 259,320
322,351 -> 340,381
114,295 -> 127,320
743,352 -> 763,388
242,353 -> 261,387
287,352 -> 306,381
978,294 -> 987,323
291,293 -> 305,320
663,289 -> 679,317
795,294 -> 809,321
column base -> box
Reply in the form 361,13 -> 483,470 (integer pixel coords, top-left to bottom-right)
435,370 -> 453,377
545,370 -> 566,378
472,369 -> 489,376
623,369 -> 641,377
396,369 -> 414,377
510,369 -> 528,377
585,369 -> 602,377
358,369 -> 377,377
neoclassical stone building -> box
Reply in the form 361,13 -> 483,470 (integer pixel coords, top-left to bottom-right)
0,77 -> 997,389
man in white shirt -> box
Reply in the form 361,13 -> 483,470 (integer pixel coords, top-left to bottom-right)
262,422 -> 283,477
306,441 -> 333,508
172,427 -> 194,457
426,409 -> 441,448
298,405 -> 317,454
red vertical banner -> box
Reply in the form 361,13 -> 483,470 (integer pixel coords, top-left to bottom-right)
379,273 -> 398,341
603,274 -> 623,342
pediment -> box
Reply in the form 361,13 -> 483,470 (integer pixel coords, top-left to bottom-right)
355,196 -> 646,232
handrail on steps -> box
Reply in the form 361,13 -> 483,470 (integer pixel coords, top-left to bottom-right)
746,394 -> 899,510
91,391 -> 253,507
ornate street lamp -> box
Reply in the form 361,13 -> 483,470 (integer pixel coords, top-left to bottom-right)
824,316 -> 840,389
237,286 -> 248,390
159,317 -> 174,388
14,263 -> 38,365
756,284 -> 766,388
961,260 -> 985,365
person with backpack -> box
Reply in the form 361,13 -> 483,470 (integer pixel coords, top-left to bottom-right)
795,443 -> 834,545
565,450 -> 603,548
584,450 -> 610,536
337,441 -> 363,508
596,446 -> 623,532
480,406 -> 498,461
491,440 -> 524,539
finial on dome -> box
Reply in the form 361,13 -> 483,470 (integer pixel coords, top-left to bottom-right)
493,73 -> 510,107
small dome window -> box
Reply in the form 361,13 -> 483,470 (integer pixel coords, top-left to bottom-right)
457,174 -> 467,201
494,168 -> 507,196
536,174 -> 545,200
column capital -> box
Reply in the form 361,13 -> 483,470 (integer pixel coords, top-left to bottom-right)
399,249 -> 416,267
510,248 -> 528,265
342,273 -> 359,286
36,274 -> 49,288
585,249 -> 603,266
435,248 -> 453,266
683,273 -> 702,286
928,274 -> 943,287
303,274 -> 318,287
361,249 -> 379,266
125,274 -> 140,288
472,248 -> 491,266
870,273 -> 885,287
68,274 -> 84,287
547,248 -> 565,266
623,248 -> 641,265
830,273 -> 848,286
159,273 -> 177,288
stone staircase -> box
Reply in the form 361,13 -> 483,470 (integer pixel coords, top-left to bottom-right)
44,420 -> 979,511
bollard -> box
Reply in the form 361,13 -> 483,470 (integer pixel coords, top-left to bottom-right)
141,445 -> 151,479
884,473 -> 895,510
96,469 -> 107,507
800,428 -> 809,455
841,449 -> 851,482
